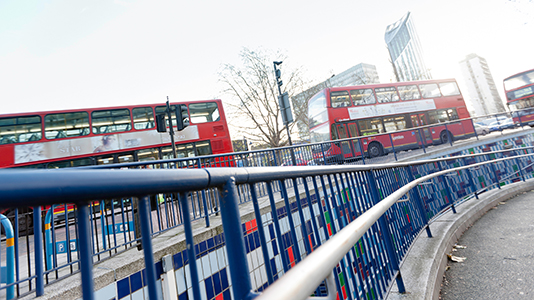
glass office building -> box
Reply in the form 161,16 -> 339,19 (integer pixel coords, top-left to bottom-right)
385,12 -> 431,82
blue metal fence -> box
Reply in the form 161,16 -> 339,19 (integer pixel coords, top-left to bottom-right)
0,144 -> 533,299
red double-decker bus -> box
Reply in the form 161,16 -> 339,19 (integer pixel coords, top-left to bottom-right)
0,99 -> 233,169
503,68 -> 534,126
308,79 -> 474,163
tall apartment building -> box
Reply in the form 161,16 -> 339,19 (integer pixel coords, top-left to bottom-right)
459,53 -> 505,117
385,12 -> 431,82
292,63 -> 380,141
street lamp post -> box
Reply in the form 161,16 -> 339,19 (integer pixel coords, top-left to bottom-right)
274,61 -> 296,166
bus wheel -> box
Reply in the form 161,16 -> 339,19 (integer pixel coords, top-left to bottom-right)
368,142 -> 383,158
440,131 -> 453,144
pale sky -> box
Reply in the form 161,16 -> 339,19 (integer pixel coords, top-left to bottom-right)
1,0 -> 532,116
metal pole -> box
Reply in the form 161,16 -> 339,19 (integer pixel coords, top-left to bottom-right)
220,177 -> 256,300
33,206 -> 45,297
178,192 -> 202,300
138,196 -> 160,300
166,97 -> 177,159
274,62 -> 296,166
77,203 -> 95,300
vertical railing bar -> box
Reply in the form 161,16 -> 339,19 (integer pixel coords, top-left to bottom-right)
280,180 -> 302,265
219,178 -> 256,300
406,166 -> 432,238
76,202 -> 95,300
436,161 -> 457,213
291,178 -> 312,257
137,196 -> 159,300
302,177 -> 322,248
354,171 -> 385,299
202,190 -> 210,227
249,183 -> 274,285
33,206 -> 44,297
266,181 -> 290,274
179,191 -> 201,300
367,169 -> 406,294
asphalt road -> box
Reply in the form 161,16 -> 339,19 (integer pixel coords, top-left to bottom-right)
440,189 -> 534,299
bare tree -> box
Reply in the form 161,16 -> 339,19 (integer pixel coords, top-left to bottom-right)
219,48 -> 305,148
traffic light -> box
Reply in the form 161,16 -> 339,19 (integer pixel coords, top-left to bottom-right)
155,114 -> 167,132
175,104 -> 189,131
278,92 -> 293,125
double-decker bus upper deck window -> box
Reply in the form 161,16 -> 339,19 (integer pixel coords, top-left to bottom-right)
0,115 -> 42,144
383,115 -> 407,132
330,91 -> 351,108
189,102 -> 220,123
375,87 -> 400,103
439,82 -> 461,96
45,112 -> 90,139
419,83 -> 442,98
358,118 -> 384,136
397,85 -> 421,100
156,105 -> 188,127
92,109 -> 132,134
504,70 -> 534,91
133,107 -> 155,130
350,88 -> 376,105
308,92 -> 328,128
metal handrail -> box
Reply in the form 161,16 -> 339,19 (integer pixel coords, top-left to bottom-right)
255,152 -> 534,300
0,147 -> 532,299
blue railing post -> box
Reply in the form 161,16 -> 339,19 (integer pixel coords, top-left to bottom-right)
487,154 -> 501,189
138,196 -> 160,300
178,192 -> 201,300
436,162 -> 457,214
280,181 -> 302,264
358,138 -> 366,165
388,133 -> 398,161
405,167 -> 432,238
367,170 -> 406,294
249,183 -> 274,284
33,206 -> 45,297
202,190 -> 210,227
291,178 -> 312,256
446,124 -> 453,146
219,177 -> 256,300
462,158 -> 479,199
76,202 -> 95,300
0,215 -> 15,299
471,119 -> 479,140
417,129 -> 426,154
266,182 -> 290,273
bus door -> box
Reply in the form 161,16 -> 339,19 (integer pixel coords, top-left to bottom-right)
346,122 -> 362,156
335,123 -> 356,159
411,113 -> 432,145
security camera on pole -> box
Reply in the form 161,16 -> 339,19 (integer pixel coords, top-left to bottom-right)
273,61 -> 296,166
